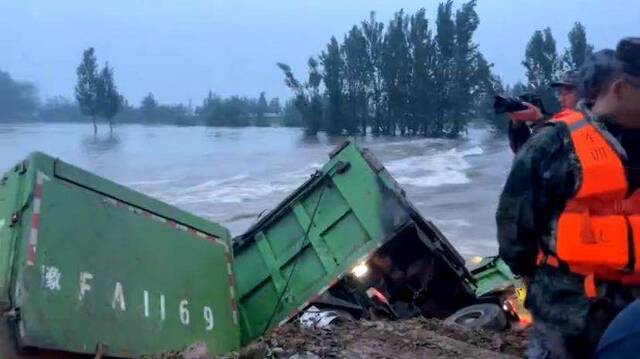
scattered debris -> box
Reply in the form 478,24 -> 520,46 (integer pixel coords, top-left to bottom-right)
299,306 -> 341,329
142,342 -> 211,359
238,317 -> 527,359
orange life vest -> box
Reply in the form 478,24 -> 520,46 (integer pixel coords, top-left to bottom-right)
537,109 -> 640,297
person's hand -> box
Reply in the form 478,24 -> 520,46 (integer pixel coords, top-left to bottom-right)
508,102 -> 543,123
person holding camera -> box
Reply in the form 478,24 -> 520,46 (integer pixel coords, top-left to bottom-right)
497,38 -> 640,358
550,71 -> 580,111
507,71 -> 580,153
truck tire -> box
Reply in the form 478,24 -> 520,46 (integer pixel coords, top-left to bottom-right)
443,303 -> 508,331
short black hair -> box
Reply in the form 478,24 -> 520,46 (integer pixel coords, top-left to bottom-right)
579,38 -> 640,104
579,49 -> 622,105
616,37 -> 640,77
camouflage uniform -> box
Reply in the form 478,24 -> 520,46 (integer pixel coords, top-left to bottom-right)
507,119 -> 546,154
496,105 -> 640,358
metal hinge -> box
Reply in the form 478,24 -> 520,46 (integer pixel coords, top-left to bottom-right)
336,161 -> 351,174
14,162 -> 27,175
9,212 -> 19,227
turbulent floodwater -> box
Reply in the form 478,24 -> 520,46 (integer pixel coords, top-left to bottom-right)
0,123 -> 513,258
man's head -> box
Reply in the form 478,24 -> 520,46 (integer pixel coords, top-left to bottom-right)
581,37 -> 640,129
551,71 -> 579,110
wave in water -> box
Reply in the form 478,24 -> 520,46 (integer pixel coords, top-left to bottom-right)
385,146 -> 484,188
432,218 -> 473,228
125,178 -> 177,186
133,143 -> 483,206
143,163 -> 322,205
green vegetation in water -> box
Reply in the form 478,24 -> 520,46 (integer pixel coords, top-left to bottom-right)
279,2 -> 593,137
0,3 -> 592,137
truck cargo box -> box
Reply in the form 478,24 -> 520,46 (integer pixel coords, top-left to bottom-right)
233,141 -> 476,345
0,152 -> 240,357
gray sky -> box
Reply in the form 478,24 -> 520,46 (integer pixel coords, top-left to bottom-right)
1,0 -> 638,105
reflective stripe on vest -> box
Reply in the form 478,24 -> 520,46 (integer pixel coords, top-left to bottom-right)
549,111 -> 640,288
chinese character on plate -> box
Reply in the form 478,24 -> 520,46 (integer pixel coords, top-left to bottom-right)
41,265 -> 62,291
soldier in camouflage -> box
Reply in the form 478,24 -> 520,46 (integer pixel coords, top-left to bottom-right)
497,38 -> 640,358
507,71 -> 580,154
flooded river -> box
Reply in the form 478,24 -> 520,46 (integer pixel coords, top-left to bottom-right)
0,123 -> 512,258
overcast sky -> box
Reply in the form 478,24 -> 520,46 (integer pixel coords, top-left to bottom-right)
1,0 -> 638,105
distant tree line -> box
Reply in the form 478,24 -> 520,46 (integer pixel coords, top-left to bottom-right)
0,15 -> 594,136
278,1 -> 501,138
487,22 -> 593,132
0,70 -> 39,122
194,91 -> 281,127
0,49 -> 285,131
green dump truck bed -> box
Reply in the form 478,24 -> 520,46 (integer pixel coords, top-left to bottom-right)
233,141 -> 476,345
0,152 -> 241,357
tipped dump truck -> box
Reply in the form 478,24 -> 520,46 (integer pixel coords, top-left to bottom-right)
0,153 -> 241,357
233,141 -> 478,345
0,142 -> 525,357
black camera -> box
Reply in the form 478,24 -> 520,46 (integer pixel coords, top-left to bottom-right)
493,93 -> 548,115
493,96 -> 528,114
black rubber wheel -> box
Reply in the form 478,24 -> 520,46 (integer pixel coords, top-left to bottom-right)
443,303 -> 508,331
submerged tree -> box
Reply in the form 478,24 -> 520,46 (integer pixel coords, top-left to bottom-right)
277,2 -> 496,138
450,0 -> 480,136
433,1 -> 456,135
282,98 -> 303,127
381,10 -> 411,136
75,48 -> 100,134
96,63 -> 123,134
321,37 -> 345,135
75,48 -> 123,134
408,9 -> 435,136
268,97 -> 282,114
343,26 -> 372,135
362,11 -> 385,136
256,91 -> 270,126
277,59 -> 323,136
522,28 -> 562,112
140,92 -> 158,122
563,22 -> 593,71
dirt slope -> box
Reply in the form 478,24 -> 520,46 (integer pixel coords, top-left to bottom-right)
238,318 -> 528,359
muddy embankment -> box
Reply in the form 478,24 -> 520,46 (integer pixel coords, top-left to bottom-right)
157,317 -> 528,359
245,318 -> 527,359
